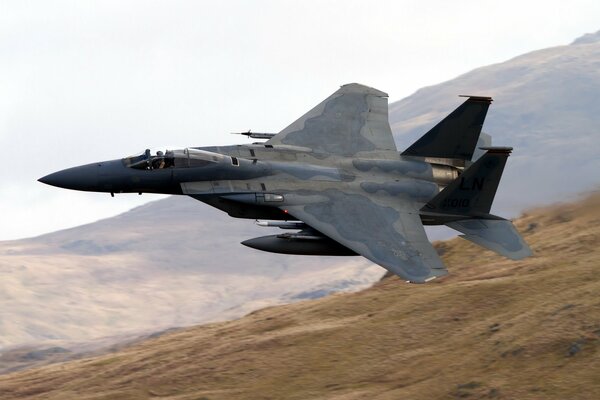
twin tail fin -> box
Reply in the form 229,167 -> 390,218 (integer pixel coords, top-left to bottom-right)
422,147 -> 533,260
402,96 -> 492,161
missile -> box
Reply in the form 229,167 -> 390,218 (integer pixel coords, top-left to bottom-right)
231,130 -> 277,139
255,220 -> 306,229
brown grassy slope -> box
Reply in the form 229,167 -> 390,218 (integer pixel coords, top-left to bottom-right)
0,194 -> 599,400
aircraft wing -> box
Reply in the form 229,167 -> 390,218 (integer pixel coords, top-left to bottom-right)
283,190 -> 448,283
266,83 -> 398,158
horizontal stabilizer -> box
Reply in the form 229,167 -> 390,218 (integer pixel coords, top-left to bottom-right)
447,219 -> 532,260
402,96 -> 492,160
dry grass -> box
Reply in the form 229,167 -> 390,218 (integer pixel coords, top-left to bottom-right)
0,194 -> 599,399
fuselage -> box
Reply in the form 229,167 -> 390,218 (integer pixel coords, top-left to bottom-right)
37,84 -> 532,281
39,144 -> 461,223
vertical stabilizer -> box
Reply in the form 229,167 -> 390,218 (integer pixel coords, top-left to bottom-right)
422,147 -> 511,216
471,132 -> 492,161
402,96 -> 492,160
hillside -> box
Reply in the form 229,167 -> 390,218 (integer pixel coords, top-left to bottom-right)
390,30 -> 600,215
1,193 -> 598,400
0,196 -> 380,352
3,29 -> 600,369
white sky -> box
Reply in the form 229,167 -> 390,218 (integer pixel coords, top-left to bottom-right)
2,0 -> 600,240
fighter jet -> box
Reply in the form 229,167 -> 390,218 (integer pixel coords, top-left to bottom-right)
39,83 -> 532,283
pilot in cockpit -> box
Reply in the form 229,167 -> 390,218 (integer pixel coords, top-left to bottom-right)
152,151 -> 166,169
151,150 -> 177,169
157,151 -> 166,169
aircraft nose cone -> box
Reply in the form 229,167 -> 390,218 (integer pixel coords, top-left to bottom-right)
38,163 -> 101,191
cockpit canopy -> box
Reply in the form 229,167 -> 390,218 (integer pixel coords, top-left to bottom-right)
123,148 -> 230,170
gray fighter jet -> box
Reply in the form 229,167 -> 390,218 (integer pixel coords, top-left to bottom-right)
39,83 -> 532,283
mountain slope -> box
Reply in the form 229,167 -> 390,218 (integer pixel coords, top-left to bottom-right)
1,193 -> 598,400
389,31 -> 600,215
3,30 -> 600,361
0,196 -> 381,351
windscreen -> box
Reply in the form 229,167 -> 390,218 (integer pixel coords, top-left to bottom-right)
123,148 -> 229,169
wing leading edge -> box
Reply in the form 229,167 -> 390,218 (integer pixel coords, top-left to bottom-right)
283,190 -> 447,283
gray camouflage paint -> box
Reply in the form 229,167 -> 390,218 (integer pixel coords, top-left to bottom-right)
447,219 -> 532,260
39,83 -> 532,283
268,84 -> 398,158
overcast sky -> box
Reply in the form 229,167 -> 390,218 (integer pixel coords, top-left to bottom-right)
2,1 -> 600,240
